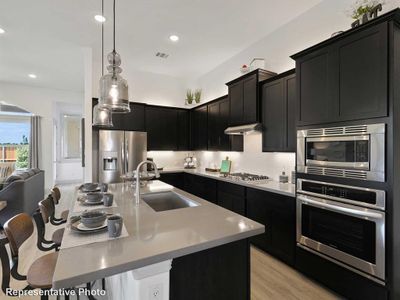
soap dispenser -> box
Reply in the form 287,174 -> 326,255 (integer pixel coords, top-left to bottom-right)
279,171 -> 289,183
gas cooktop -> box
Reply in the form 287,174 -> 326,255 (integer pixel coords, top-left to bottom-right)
222,172 -> 270,184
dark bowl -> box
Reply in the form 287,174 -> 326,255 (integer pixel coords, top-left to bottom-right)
81,183 -> 99,192
80,211 -> 107,228
85,192 -> 103,203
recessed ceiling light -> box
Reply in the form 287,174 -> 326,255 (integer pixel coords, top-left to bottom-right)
28,74 -> 37,79
0,28 -> 5,34
94,15 -> 106,23
169,35 -> 179,42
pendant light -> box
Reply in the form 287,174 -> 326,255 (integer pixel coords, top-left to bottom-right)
93,0 -> 113,127
98,0 -> 130,113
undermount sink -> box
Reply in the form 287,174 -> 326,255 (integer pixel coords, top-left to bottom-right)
142,191 -> 200,212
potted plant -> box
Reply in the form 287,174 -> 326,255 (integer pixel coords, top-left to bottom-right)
194,89 -> 202,104
186,89 -> 194,105
350,0 -> 383,25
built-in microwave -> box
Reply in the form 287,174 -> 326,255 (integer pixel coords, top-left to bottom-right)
297,124 -> 385,182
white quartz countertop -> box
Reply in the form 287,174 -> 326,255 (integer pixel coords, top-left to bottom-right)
52,181 -> 265,289
160,168 -> 296,197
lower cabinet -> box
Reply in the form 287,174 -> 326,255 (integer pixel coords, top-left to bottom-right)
246,188 -> 296,266
159,172 -> 184,190
183,173 -> 217,203
217,181 -> 246,216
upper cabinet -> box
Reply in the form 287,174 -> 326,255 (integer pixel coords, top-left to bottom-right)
261,70 -> 296,152
145,106 -> 189,151
226,69 -> 276,126
207,96 -> 243,151
92,99 -> 146,132
191,105 -> 208,150
292,21 -> 388,126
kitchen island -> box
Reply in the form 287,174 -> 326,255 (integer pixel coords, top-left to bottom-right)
52,180 -> 264,299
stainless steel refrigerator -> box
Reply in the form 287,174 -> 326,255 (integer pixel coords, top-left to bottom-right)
97,130 -> 147,183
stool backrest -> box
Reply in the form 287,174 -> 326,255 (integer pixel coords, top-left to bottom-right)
39,197 -> 55,224
51,187 -> 61,204
3,213 -> 33,257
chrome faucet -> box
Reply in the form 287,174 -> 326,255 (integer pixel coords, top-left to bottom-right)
135,160 -> 160,204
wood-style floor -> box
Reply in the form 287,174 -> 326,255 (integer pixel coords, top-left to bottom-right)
0,185 -> 340,300
251,246 -> 341,300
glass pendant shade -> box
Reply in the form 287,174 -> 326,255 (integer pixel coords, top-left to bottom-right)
92,104 -> 113,127
98,51 -> 130,113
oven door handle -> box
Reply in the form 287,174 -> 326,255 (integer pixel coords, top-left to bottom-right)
298,195 -> 384,220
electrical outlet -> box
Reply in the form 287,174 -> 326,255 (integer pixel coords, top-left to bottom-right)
149,283 -> 163,300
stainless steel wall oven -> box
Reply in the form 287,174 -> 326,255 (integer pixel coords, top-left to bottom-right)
297,124 -> 385,181
297,179 -> 385,283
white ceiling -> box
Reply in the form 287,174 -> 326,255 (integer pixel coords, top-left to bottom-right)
0,0 -> 323,92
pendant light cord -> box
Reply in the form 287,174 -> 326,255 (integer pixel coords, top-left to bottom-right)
113,0 -> 116,52
101,0 -> 104,76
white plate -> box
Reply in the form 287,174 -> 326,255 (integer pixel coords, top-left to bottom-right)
76,220 -> 107,231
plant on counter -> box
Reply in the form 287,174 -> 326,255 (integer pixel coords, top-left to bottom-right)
186,89 -> 194,105
194,89 -> 202,104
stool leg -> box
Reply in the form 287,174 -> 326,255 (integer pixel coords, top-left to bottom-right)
102,278 -> 106,290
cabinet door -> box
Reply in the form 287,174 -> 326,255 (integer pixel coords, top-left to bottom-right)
184,173 -> 217,203
159,172 -> 184,190
243,74 -> 258,124
177,110 -> 190,150
207,102 -> 219,150
229,81 -> 243,125
217,181 -> 245,216
246,189 -> 272,252
98,102 -> 145,131
286,74 -> 296,152
191,106 -> 208,150
262,79 -> 286,152
146,107 -> 178,150
337,22 -> 388,121
246,188 -> 296,265
218,98 -> 231,151
297,47 -> 337,125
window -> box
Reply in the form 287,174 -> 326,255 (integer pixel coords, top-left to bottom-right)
62,115 -> 81,159
0,115 -> 30,169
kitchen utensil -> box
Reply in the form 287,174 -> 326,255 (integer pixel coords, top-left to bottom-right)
220,157 -> 232,174
103,193 -> 114,207
80,211 -> 107,228
107,215 -> 123,238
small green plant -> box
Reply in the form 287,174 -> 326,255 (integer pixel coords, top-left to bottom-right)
16,145 -> 29,169
194,89 -> 202,104
186,89 -> 194,105
350,0 -> 382,19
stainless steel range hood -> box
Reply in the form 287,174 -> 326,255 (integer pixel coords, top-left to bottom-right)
224,123 -> 262,135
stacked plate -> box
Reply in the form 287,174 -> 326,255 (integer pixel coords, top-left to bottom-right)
70,211 -> 108,234
78,192 -> 104,206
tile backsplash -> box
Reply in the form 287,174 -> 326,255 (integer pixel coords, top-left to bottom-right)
148,133 -> 295,181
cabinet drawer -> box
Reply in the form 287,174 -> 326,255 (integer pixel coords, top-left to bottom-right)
218,181 -> 245,197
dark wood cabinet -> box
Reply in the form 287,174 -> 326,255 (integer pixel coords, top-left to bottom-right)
92,100 -> 146,131
191,106 -> 208,150
177,110 -> 190,150
227,69 -> 276,126
183,173 -> 217,203
145,106 -> 178,150
159,172 -> 185,190
261,70 -> 296,152
217,181 -> 246,216
170,240 -> 249,300
293,20 -> 388,125
145,106 -> 190,151
246,188 -> 296,265
207,96 -> 241,151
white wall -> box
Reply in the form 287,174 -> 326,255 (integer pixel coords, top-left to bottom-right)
0,82 -> 84,189
193,0 -> 400,103
92,63 -> 187,108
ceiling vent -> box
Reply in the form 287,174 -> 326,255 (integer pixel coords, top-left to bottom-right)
155,52 -> 169,59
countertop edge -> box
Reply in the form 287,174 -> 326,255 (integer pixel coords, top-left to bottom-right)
160,168 -> 296,197
52,226 -> 264,289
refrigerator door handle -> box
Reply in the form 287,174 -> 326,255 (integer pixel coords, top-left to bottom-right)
125,133 -> 129,174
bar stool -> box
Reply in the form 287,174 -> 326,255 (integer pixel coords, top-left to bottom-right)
2,213 -> 64,300
49,187 -> 68,225
36,197 -> 64,250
